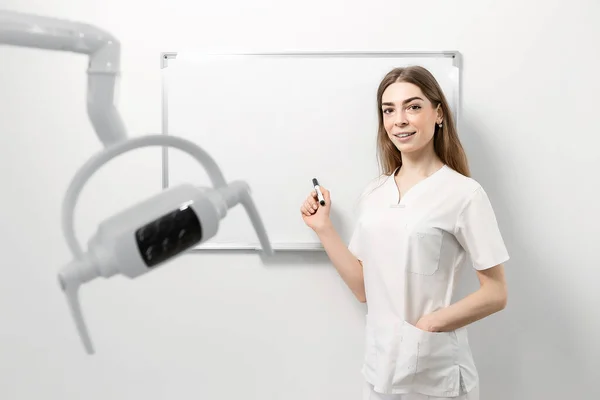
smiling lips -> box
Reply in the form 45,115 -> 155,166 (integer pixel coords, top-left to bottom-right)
394,132 -> 415,139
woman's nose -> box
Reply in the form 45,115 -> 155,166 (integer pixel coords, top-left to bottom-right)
394,111 -> 408,126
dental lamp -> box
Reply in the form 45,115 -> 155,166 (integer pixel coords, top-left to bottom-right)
0,9 -> 275,355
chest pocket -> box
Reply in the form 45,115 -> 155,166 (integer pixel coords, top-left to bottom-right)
406,226 -> 443,275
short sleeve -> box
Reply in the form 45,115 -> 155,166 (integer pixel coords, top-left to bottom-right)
454,186 -> 510,270
348,222 -> 364,261
346,175 -> 385,262
347,183 -> 371,262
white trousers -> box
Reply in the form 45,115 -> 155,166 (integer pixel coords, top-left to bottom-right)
362,382 -> 480,400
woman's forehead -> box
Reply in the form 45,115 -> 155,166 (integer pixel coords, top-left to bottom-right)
382,82 -> 426,103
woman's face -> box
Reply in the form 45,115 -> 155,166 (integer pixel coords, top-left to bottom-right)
381,82 -> 442,154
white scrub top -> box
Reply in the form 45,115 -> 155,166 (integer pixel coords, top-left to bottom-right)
348,164 -> 509,397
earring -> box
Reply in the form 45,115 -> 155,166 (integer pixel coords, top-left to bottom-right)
438,122 -> 443,128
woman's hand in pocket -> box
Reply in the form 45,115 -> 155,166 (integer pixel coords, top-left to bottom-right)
415,312 -> 443,332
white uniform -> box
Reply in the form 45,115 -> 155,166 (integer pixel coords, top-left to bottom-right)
348,164 -> 509,398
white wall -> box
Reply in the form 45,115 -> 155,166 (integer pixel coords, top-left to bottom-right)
1,1 -> 598,399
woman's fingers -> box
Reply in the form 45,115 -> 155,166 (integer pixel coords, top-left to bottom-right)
301,203 -> 311,216
300,197 -> 318,216
301,190 -> 323,217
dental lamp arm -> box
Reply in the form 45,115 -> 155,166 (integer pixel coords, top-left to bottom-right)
0,10 -> 275,355
0,9 -> 126,147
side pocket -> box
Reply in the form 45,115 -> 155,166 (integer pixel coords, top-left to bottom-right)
395,321 -> 461,396
392,330 -> 419,386
406,227 -> 443,275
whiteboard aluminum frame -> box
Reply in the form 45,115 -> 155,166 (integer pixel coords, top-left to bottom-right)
160,50 -> 462,252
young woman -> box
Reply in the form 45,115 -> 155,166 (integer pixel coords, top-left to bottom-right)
300,66 -> 509,400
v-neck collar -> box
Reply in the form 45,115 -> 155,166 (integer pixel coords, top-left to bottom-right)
390,164 -> 448,206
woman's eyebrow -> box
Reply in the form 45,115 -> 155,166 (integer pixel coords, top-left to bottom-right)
382,97 -> 424,107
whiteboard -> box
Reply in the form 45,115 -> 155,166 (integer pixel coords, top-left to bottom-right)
160,51 -> 461,251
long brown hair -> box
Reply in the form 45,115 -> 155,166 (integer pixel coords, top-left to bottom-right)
375,66 -> 470,177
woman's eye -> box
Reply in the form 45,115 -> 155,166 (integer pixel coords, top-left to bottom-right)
408,105 -> 421,111
383,108 -> 394,114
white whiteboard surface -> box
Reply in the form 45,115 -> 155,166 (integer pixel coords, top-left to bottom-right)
160,51 -> 461,251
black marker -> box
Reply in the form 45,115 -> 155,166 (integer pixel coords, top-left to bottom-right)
312,178 -> 326,206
